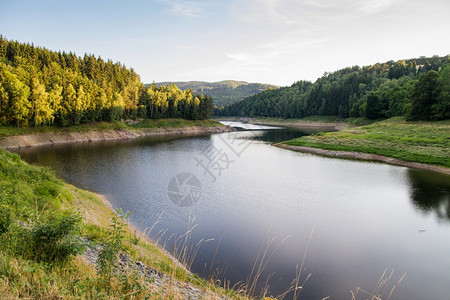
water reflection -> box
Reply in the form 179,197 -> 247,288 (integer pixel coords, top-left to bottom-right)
248,126 -> 336,143
408,169 -> 450,221
220,121 -> 282,130
221,120 -> 337,143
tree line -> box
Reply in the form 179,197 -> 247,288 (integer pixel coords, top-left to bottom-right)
0,36 -> 213,127
216,56 -> 450,121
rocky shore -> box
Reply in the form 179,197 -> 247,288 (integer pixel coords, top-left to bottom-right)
82,241 -> 228,300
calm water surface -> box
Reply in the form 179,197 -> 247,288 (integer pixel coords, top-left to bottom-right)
14,124 -> 450,299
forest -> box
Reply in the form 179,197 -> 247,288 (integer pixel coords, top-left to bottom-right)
0,37 -> 213,127
216,56 -> 450,121
153,80 -> 278,107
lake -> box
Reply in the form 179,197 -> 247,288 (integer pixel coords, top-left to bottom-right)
13,123 -> 450,299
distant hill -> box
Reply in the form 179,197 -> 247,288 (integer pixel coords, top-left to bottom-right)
149,80 -> 279,107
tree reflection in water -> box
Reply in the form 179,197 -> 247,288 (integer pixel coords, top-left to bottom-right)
407,169 -> 450,221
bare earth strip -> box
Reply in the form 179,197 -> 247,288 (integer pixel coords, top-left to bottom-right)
0,125 -> 233,149
274,143 -> 450,176
251,120 -> 344,129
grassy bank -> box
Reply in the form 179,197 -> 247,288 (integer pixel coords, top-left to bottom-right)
0,147 -> 241,299
282,117 -> 450,168
0,118 -> 224,139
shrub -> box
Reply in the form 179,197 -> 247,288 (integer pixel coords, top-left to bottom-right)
31,212 -> 84,263
0,205 -> 11,234
97,209 -> 129,276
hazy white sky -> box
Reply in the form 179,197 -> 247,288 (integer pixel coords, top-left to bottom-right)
1,0 -> 449,86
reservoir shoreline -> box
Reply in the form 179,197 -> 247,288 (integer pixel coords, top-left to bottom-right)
0,125 -> 233,149
274,143 -> 450,175
93,193 -> 191,274
228,117 -> 449,176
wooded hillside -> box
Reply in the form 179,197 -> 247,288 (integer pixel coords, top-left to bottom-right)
0,37 -> 213,127
217,56 -> 450,121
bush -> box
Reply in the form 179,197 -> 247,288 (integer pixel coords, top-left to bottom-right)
97,209 -> 129,276
31,212 -> 84,263
0,205 -> 11,234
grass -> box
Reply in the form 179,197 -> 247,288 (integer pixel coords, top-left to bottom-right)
282,117 -> 450,168
350,269 -> 406,300
0,118 -> 224,139
0,147 -> 243,299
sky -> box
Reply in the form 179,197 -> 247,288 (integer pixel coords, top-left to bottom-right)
0,0 -> 449,86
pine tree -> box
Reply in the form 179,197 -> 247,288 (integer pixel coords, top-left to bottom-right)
30,77 -> 53,126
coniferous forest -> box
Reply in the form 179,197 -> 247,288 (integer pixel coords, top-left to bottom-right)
0,37 -> 213,127
216,56 -> 450,121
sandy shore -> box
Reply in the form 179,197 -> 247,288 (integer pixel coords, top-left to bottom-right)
274,143 -> 450,175
0,125 -> 233,149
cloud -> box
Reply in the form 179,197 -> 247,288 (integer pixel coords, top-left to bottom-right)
227,31 -> 329,67
156,0 -> 445,86
177,29 -> 329,85
357,0 -> 397,14
234,0 -> 399,26
159,0 -> 204,19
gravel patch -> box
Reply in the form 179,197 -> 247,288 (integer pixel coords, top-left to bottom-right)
82,240 -> 230,300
